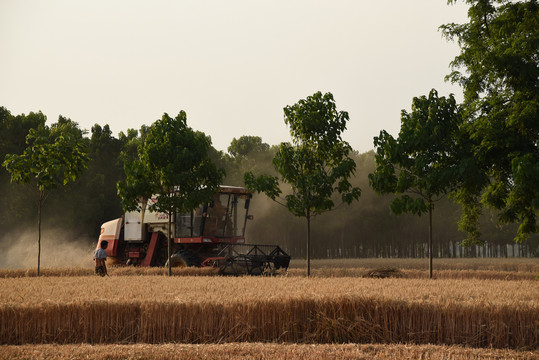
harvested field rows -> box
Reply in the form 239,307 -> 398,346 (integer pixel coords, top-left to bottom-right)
1,343 -> 537,360
1,276 -> 537,348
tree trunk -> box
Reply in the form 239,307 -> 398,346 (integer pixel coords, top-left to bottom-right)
428,203 -> 433,279
167,212 -> 172,277
306,211 -> 311,277
37,191 -> 43,277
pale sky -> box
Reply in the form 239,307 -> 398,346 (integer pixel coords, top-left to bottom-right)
0,0 -> 469,154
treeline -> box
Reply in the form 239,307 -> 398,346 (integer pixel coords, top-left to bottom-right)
0,107 -> 537,259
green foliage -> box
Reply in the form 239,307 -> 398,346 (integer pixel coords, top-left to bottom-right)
369,89 -> 463,212
224,136 -> 275,186
369,89 -> 464,277
243,172 -> 281,201
117,158 -> 154,214
245,91 -> 361,275
51,123 -> 125,235
0,108 -> 47,159
0,108 -> 48,231
117,111 -> 224,276
442,0 -> 539,243
228,136 -> 270,158
3,121 -> 89,193
246,92 -> 361,217
118,126 -> 149,164
2,116 -> 89,275
118,111 -> 224,217
2,105 -> 535,263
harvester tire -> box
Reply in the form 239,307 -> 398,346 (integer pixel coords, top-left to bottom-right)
165,250 -> 200,268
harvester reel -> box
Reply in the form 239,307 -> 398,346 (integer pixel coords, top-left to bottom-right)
219,255 -> 266,276
212,244 -> 290,276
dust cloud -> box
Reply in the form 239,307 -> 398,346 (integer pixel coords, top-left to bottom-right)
244,193 -> 276,241
244,192 -> 303,248
0,228 -> 96,269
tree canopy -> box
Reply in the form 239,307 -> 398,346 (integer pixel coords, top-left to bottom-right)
442,0 -> 539,242
117,111 -> 224,275
3,117 -> 89,275
0,106 -> 536,265
369,89 -> 463,278
245,92 -> 361,275
228,136 -> 270,158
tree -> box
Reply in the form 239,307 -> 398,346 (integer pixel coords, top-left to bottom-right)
228,136 -> 270,158
369,90 -> 462,278
245,92 -> 361,276
226,136 -> 274,186
0,108 -> 47,232
119,126 -> 150,165
50,123 -> 125,236
117,111 -> 224,276
3,118 -> 89,276
441,0 -> 539,243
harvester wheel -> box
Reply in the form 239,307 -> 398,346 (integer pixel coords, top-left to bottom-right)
165,250 -> 200,268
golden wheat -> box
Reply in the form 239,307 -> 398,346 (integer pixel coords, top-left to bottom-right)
286,267 -> 537,280
289,258 -> 539,272
0,343 -> 537,360
0,266 -> 219,278
0,276 -> 537,347
0,262 -> 536,280
1,276 -> 536,306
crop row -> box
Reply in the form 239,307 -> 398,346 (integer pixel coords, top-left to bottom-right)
1,343 -> 538,360
1,277 -> 536,306
289,258 -> 539,272
0,276 -> 537,348
1,297 -> 536,348
0,266 -> 536,280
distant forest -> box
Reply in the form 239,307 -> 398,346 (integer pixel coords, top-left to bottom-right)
1,106 -> 537,259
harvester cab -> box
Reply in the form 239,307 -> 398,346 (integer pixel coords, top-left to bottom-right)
97,186 -> 290,275
175,186 -> 251,240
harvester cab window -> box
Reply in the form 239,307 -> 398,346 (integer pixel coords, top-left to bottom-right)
175,206 -> 205,238
204,193 -> 250,237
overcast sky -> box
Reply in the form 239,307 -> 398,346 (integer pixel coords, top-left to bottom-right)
1,0 -> 469,154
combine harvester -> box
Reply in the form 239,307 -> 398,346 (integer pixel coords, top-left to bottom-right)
97,186 -> 290,275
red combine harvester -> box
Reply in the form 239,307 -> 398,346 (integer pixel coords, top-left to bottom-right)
97,186 -> 290,275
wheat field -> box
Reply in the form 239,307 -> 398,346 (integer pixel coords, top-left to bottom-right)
1,258 -> 537,359
1,257 -> 537,280
290,258 -> 539,272
1,276 -> 537,348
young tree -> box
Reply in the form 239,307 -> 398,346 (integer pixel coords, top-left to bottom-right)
117,111 -> 224,276
3,118 -> 89,276
441,0 -> 539,243
245,92 -> 361,276
369,90 -> 462,278
0,108 -> 47,233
